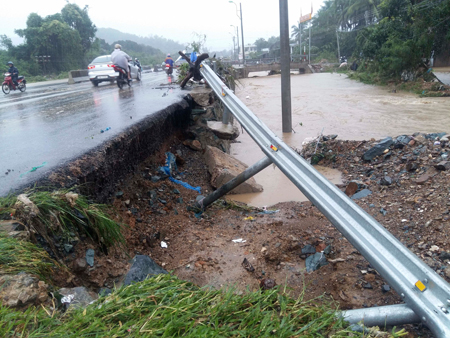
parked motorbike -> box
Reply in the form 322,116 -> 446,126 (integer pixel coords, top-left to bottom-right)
165,64 -> 173,75
2,73 -> 26,94
112,65 -> 131,89
340,56 -> 347,64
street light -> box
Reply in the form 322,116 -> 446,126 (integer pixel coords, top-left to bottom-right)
228,1 -> 245,66
230,25 -> 239,62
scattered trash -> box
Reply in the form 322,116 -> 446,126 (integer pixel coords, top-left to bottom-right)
232,238 -> 246,243
19,162 -> 47,178
157,152 -> 202,193
100,127 -> 111,133
257,209 -> 279,215
161,241 -> 168,248
169,177 -> 201,193
244,216 -> 254,221
61,294 -> 74,305
242,258 -> 255,272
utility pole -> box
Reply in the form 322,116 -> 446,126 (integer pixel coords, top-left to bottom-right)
336,29 -> 341,62
240,3 -> 245,66
309,23 -> 311,64
279,0 -> 292,133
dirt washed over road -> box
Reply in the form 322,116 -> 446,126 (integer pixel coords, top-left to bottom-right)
229,73 -> 450,207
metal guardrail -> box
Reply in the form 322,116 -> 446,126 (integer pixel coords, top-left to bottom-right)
200,63 -> 450,337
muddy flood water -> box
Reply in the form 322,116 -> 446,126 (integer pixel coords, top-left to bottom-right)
229,73 -> 450,207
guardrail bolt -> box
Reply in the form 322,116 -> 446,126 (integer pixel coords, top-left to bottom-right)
422,316 -> 427,322
401,293 -> 405,298
424,278 -> 428,283
447,299 -> 450,306
442,307 -> 449,314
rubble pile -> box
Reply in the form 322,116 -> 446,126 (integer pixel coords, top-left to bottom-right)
301,132 -> 450,280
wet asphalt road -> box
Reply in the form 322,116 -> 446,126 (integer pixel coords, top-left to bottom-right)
0,72 -> 185,196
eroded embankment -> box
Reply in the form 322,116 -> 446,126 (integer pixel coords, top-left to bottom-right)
17,96 -> 195,203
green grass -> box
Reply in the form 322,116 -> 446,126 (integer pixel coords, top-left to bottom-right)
0,234 -> 59,281
0,274 -> 407,337
0,189 -> 125,250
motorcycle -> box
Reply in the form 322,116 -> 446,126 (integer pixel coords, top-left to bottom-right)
165,64 -> 173,75
2,73 -> 26,94
112,65 -> 131,89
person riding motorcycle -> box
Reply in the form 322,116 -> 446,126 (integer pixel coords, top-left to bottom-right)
134,58 -> 141,71
164,54 -> 174,73
7,61 -> 19,87
111,44 -> 132,82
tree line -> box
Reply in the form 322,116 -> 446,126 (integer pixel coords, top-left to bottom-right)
0,4 -> 166,79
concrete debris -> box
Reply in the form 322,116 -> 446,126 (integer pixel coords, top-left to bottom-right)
204,146 -> 263,194
122,255 -> 168,287
0,273 -> 48,308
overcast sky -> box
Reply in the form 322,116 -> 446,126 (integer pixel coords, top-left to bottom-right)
1,0 -> 325,52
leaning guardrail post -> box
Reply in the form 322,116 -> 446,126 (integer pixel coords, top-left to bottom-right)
341,304 -> 420,327
197,156 -> 272,209
199,62 -> 450,337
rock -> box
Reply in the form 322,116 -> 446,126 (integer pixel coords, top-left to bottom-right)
122,255 -> 168,287
204,146 -> 263,194
413,134 -> 426,144
99,288 -> 112,297
440,252 -> 450,260
395,135 -> 411,147
323,245 -> 332,255
380,176 -> 392,186
434,161 -> 450,171
173,189 -> 180,194
362,137 -> 394,161
305,252 -> 328,272
301,244 -> 316,255
183,139 -> 203,151
86,249 -> 95,267
7,230 -> 30,241
425,132 -> 447,140
64,244 -> 74,253
0,273 -> 49,308
416,174 -> 431,185
260,278 -> 276,290
345,182 -> 358,196
65,192 -> 79,207
406,162 -> 418,171
151,176 -> 161,183
242,258 -> 255,272
115,191 -> 124,198
351,189 -> 372,200
0,220 -> 25,232
206,121 -> 240,140
189,87 -> 213,106
59,287 -> 97,309
73,258 -> 87,273
382,285 -> 391,293
315,242 -> 327,252
363,282 -> 373,289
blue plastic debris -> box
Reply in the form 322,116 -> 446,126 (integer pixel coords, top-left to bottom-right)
158,152 -> 201,193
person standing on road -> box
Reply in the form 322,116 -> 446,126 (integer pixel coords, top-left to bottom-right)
7,61 -> 19,87
111,44 -> 132,82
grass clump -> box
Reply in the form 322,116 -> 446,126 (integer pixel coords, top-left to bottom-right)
0,274 -> 407,337
22,188 -> 125,249
0,235 -> 59,281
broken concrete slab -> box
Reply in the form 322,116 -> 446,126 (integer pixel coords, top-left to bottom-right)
204,146 -> 263,194
206,121 -> 240,140
189,87 -> 213,107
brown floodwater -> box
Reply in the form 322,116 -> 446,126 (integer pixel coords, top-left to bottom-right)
227,73 -> 450,207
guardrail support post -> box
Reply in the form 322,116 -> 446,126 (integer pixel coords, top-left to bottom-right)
222,105 -> 230,125
341,304 -> 421,327
197,156 -> 272,209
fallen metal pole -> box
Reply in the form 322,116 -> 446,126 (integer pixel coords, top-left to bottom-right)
342,304 -> 421,327
198,156 -> 272,209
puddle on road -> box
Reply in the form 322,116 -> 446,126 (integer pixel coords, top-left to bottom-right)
227,73 -> 450,207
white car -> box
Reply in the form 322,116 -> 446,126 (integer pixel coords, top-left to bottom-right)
88,55 -> 142,86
